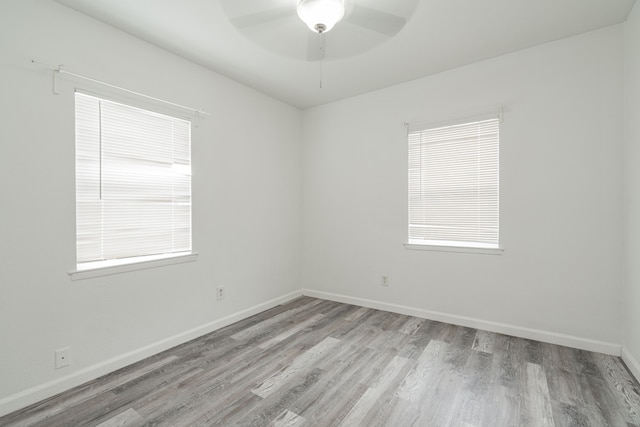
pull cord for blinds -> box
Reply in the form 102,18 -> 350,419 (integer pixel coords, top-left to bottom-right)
31,59 -> 209,123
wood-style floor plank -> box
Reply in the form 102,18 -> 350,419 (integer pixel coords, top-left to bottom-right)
472,330 -> 495,354
524,362 -> 555,427
251,336 -> 341,398
338,355 -> 411,426
269,409 -> 306,427
95,408 -> 144,427
1,296 -> 639,427
396,339 -> 447,402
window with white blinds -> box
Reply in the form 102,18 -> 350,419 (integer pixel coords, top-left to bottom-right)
408,116 -> 499,249
75,92 -> 192,270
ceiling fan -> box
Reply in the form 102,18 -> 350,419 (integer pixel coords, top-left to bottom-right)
220,0 -> 419,61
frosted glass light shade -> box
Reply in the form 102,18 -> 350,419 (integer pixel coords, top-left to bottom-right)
297,0 -> 345,33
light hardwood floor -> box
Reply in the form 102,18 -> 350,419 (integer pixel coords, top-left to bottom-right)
2,297 -> 639,426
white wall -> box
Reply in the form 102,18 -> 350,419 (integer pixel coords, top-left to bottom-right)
0,0 -> 302,415
302,25 -> 625,352
624,1 -> 640,379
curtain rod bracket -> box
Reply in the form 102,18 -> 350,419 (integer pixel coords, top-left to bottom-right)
53,64 -> 63,95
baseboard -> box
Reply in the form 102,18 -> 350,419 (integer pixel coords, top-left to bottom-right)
302,289 -> 622,356
0,290 -> 303,418
622,347 -> 640,383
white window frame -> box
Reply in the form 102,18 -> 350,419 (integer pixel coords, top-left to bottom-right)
70,91 -> 196,280
404,110 -> 503,255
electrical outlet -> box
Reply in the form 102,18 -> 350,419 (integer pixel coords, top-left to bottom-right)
381,275 -> 389,287
55,347 -> 70,369
216,286 -> 225,300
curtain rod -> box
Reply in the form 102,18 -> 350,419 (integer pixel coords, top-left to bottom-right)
31,59 -> 209,117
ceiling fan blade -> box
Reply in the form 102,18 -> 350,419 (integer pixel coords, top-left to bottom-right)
229,6 -> 293,29
346,5 -> 406,36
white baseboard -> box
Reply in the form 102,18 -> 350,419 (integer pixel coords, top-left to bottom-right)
302,289 -> 622,357
622,347 -> 640,383
0,290 -> 303,418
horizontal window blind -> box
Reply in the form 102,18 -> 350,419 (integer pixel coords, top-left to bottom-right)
408,117 -> 499,248
75,92 -> 192,269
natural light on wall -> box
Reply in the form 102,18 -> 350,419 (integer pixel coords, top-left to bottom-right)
74,92 -> 193,273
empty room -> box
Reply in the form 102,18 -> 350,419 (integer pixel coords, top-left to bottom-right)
1,0 -> 640,425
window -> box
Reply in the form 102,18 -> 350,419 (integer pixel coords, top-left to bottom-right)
74,92 -> 193,272
407,114 -> 500,252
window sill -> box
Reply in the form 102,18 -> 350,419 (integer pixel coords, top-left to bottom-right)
403,243 -> 504,255
69,253 -> 198,281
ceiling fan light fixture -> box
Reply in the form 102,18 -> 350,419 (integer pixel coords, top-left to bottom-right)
297,0 -> 345,33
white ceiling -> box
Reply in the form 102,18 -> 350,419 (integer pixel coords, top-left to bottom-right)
55,0 -> 636,109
